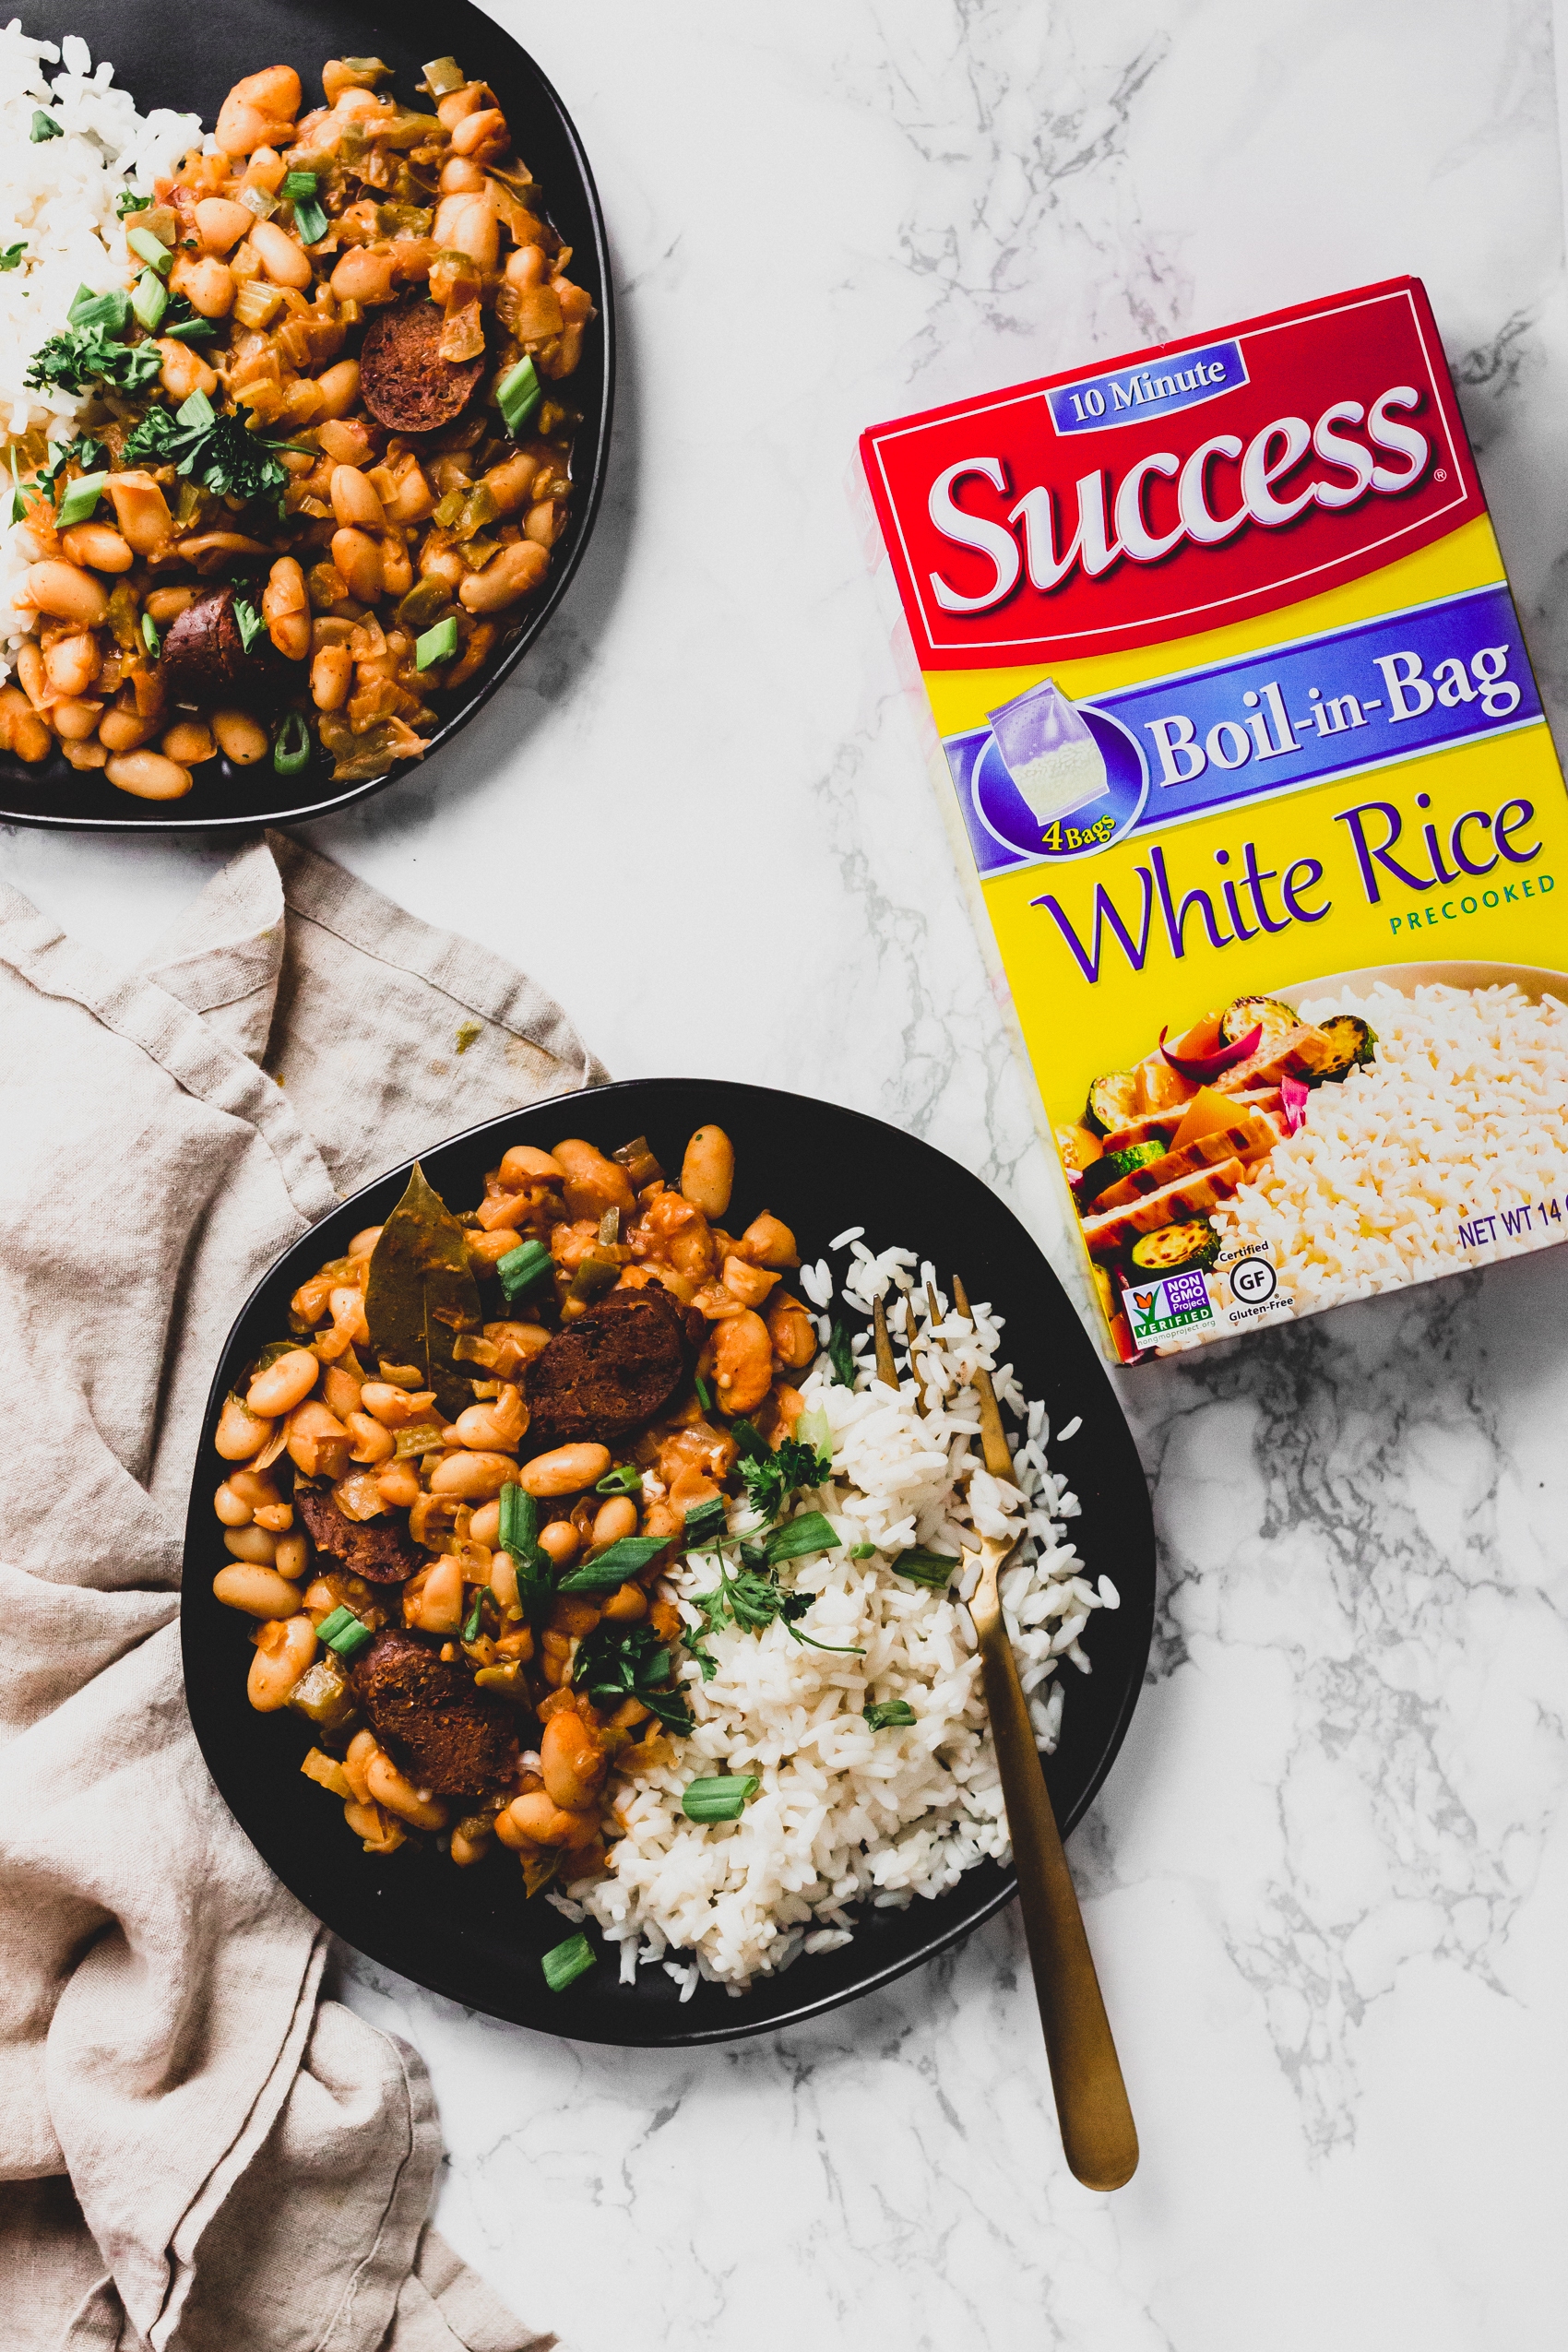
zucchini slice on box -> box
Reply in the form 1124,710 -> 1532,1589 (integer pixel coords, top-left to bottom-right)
1126,1217 -> 1219,1278
1313,1013 -> 1377,1083
1218,995 -> 1299,1055
1080,1138 -> 1167,1206
1085,1071 -> 1141,1135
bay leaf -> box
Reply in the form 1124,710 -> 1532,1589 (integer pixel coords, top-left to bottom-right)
363,1162 -> 482,1421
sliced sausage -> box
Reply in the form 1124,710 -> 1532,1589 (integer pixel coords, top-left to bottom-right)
295,1485 -> 420,1585
161,585 -> 274,708
526,1288 -> 690,1450
359,296 -> 484,434
350,1627 -> 518,1797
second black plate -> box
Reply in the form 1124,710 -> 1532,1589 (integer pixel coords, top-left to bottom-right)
182,1079 -> 1156,2045
1,0 -> 612,831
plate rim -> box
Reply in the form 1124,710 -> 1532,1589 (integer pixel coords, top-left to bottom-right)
181,1076 -> 1156,2046
0,5 -> 616,834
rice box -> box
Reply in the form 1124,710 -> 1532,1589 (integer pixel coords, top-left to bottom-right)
858,278 -> 1568,1360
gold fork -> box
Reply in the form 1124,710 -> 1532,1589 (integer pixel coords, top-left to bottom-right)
952,1270 -> 1137,2191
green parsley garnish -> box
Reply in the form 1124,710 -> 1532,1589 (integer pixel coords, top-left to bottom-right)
121,395 -> 297,512
25,284 -> 160,396
541,1931 -> 596,1991
826,1318 -> 857,1386
114,189 -> 147,217
865,1699 -> 917,1730
571,1618 -> 693,1733
731,1419 -> 830,1522
684,1539 -> 863,1678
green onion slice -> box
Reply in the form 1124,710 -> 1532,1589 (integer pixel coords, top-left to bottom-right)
865,1699 -> 917,1730
292,196 -> 328,245
693,1372 -> 713,1413
764,1511 -> 842,1567
0,242 -> 26,271
415,615 -> 458,670
557,1534 -> 669,1594
126,224 -> 172,274
141,612 -> 161,657
317,1604 -> 374,1657
541,1931 -> 596,1991
272,712 -> 312,775
682,1775 -> 758,1823
161,312 -> 216,343
795,1404 -> 832,1459
461,1590 -> 485,1643
496,355 -> 541,435
55,471 -> 106,529
232,597 -> 265,651
827,1319 -> 857,1387
894,1545 -> 960,1589
281,170 -> 320,199
176,386 -> 215,432
595,1463 -> 643,1497
67,283 -> 130,334
849,1541 -> 877,1561
30,111 -> 62,141
681,1496 -> 728,1552
130,268 -> 167,332
495,1237 -> 552,1301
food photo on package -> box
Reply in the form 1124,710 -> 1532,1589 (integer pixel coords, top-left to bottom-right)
859,276 -> 1568,1362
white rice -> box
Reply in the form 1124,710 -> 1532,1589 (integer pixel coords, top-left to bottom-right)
0,23 -> 199,668
576,1244 -> 1111,1990
1210,980 -> 1568,1317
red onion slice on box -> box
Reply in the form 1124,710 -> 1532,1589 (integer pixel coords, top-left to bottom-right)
1158,1021 -> 1262,1083
1280,1075 -> 1310,1134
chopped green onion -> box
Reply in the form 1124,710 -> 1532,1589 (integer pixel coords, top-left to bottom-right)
272,711 -> 312,775
130,267 -> 167,332
557,1535 -> 669,1593
595,1463 -> 643,1497
894,1546 -> 959,1589
281,170 -> 320,199
422,54 -> 466,97
126,225 -> 172,274
865,1699 -> 917,1730
141,612 -> 161,657
5,481 -> 25,526
292,195 -> 328,245
461,1590 -> 485,1643
849,1542 -> 877,1561
160,312 -> 215,343
54,471 -> 106,529
495,355 -> 541,435
795,1405 -> 832,1460
30,112 -> 61,142
415,615 -> 458,670
541,1930 -> 596,1990
498,1482 -> 540,1562
176,386 -> 215,432
681,1496 -> 728,1552
827,1319 -> 857,1387
682,1775 -> 758,1823
317,1604 -> 374,1657
693,1372 -> 713,1412
0,243 -> 25,271
67,283 -> 129,334
495,1236 -> 552,1302
765,1511 -> 842,1567
233,597 -> 265,651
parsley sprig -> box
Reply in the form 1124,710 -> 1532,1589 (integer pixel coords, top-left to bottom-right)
121,389 -> 303,515
686,1520 -> 862,1679
25,284 -> 163,395
572,1619 -> 694,1733
731,1419 -> 830,1521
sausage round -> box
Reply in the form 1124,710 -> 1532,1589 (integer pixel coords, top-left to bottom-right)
359,296 -> 485,434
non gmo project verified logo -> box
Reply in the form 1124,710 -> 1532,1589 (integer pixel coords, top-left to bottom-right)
1124,1267 -> 1216,1350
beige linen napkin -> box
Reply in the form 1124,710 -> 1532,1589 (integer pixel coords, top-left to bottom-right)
0,831 -> 607,2352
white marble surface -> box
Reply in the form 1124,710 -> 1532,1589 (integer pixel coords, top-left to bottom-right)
8,2 -> 1568,2344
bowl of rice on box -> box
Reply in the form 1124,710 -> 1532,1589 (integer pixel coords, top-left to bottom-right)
858,277 -> 1568,1360
182,1079 -> 1156,2045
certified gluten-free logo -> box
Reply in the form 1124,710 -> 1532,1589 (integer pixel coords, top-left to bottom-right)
1228,1255 -> 1277,1307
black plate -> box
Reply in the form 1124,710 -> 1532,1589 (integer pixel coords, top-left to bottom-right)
2,0 -> 612,831
183,1080 -> 1156,2045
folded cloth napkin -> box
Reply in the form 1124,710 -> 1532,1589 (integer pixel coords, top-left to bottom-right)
0,832 -> 607,2352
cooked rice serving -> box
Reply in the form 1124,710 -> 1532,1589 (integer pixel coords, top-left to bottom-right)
0,23 -> 198,671
1209,979 -> 1568,1317
569,1244 -> 1115,1993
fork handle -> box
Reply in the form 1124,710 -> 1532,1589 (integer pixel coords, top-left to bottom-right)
976,1619 -> 1139,2191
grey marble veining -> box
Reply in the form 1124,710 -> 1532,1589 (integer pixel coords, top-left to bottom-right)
6,3 -> 1568,2345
